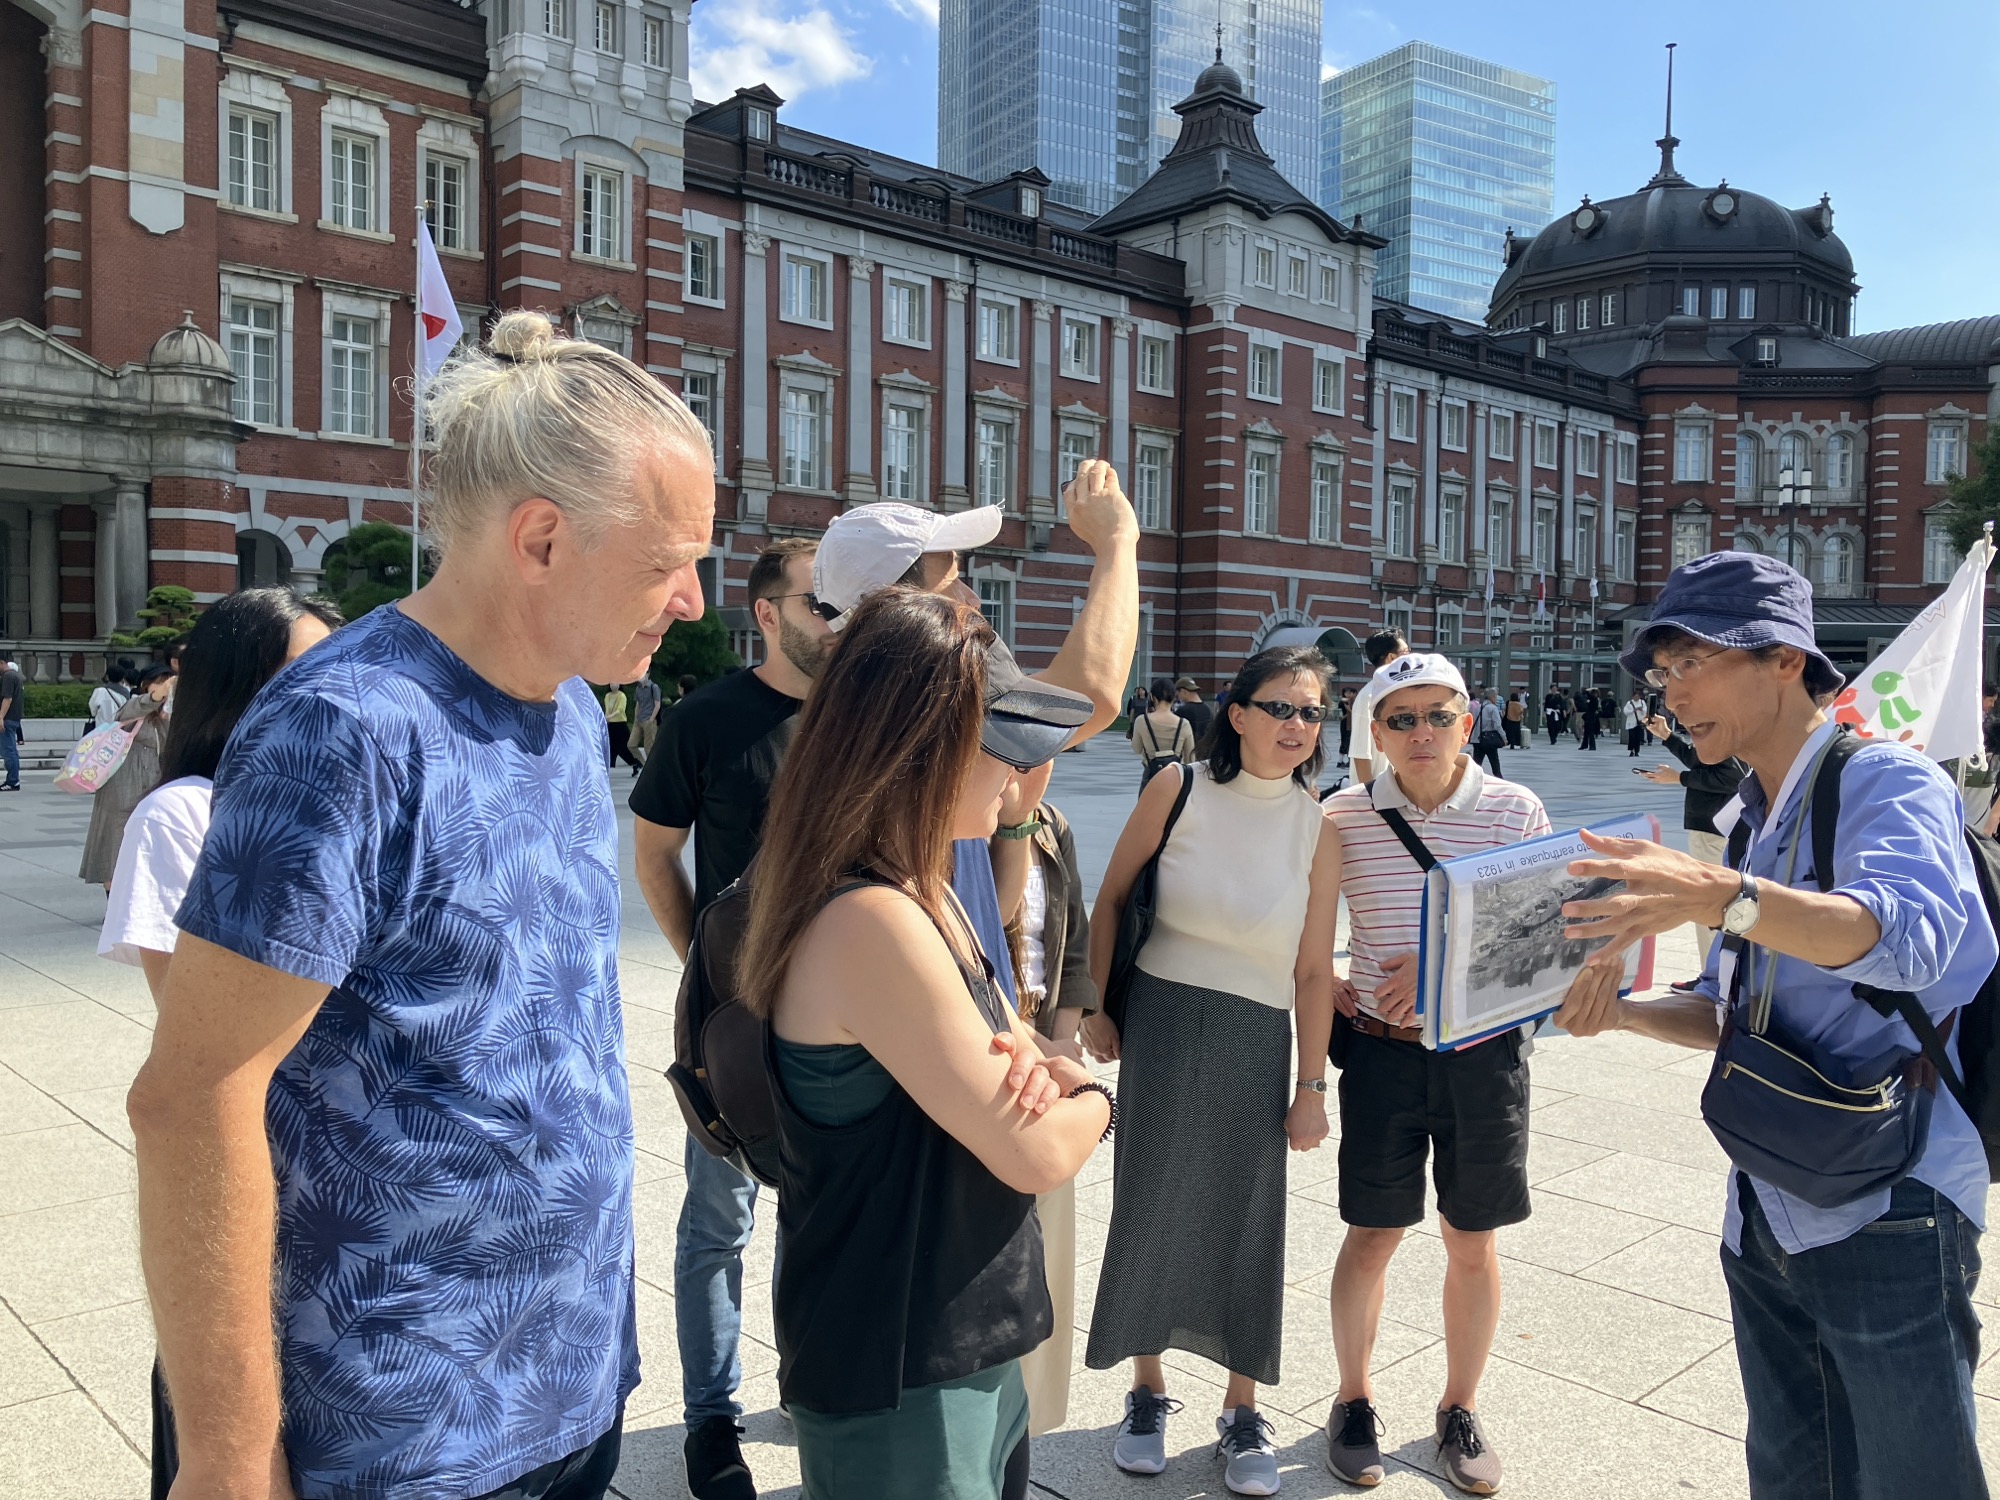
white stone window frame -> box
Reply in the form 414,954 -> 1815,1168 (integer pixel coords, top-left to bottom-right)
1927,416 -> 1969,485
1823,427 -> 1860,496
319,285 -> 393,444
1315,256 -> 1343,308
1551,300 -> 1568,335
1385,471 -> 1417,558
683,209 -> 727,307
1247,337 -> 1283,405
1734,427 -> 1764,497
1439,482 -> 1468,564
592,0 -> 622,54
879,371 -> 934,505
1488,408 -> 1516,461
1574,426 -> 1602,477
881,270 -> 932,351
1136,329 -> 1175,395
680,350 -> 725,475
1308,437 -> 1344,544
1738,285 -> 1757,320
1285,252 -> 1310,299
975,291 -> 1022,368
1131,426 -> 1175,533
1242,436 -> 1281,537
1309,349 -> 1343,416
1816,525 -> 1863,598
1388,385 -> 1419,442
1775,427 -> 1814,482
1486,487 -> 1515,566
320,91 -> 392,241
777,245 -> 833,329
642,12 -> 667,67
1613,510 -> 1637,581
973,394 -> 1025,512
575,293 -> 639,358
1573,505 -> 1598,577
1674,418 -> 1714,484
1601,290 -> 1617,327
1924,509 -> 1961,584
1533,418 -> 1560,470
418,114 -> 480,257
1671,508 -> 1712,569
1247,235 -> 1278,290
219,66 -> 294,221
1616,434 -> 1638,483
1435,603 -> 1465,649
776,358 -> 838,494
1385,600 -> 1415,642
1059,311 -> 1100,383
1440,396 -> 1469,452
575,154 -> 635,268
218,267 -> 297,433
967,560 -> 1017,648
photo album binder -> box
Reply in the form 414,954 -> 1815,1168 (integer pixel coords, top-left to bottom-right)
1414,814 -> 1661,1050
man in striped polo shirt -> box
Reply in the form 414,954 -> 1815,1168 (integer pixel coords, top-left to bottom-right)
1318,653 -> 1553,1495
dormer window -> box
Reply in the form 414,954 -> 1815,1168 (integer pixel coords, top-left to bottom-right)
1534,335 -> 1548,358
1756,336 -> 1778,365
1019,185 -> 1041,217
746,107 -> 772,142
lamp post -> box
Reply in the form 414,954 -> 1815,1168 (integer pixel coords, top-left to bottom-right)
1777,464 -> 1814,577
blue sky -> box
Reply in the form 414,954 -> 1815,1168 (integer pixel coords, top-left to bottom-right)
689,0 -> 2000,333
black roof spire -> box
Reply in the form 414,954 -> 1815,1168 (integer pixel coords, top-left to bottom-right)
1650,41 -> 1686,185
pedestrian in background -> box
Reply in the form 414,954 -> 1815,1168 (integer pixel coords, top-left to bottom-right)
1348,628 -> 1412,786
1541,685 -> 1566,746
601,680 -> 643,774
78,663 -> 174,890
1130,677 -> 1196,788
1622,688 -> 1650,756
100,589 -> 340,1006
741,588 -> 1110,1500
1470,688 -> 1506,777
1084,645 -> 1339,1498
628,670 -> 662,765
1577,687 -> 1601,751
89,664 -> 133,727
1173,675 -> 1215,747
0,651 -> 23,792
1502,690 -> 1525,749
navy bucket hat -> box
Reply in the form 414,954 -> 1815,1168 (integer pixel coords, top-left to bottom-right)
1620,552 -> 1845,694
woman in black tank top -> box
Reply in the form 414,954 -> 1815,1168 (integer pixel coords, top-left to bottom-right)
736,589 -> 1112,1500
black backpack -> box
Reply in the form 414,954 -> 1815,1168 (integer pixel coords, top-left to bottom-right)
668,875 -> 780,1188
1727,730 -> 2000,1178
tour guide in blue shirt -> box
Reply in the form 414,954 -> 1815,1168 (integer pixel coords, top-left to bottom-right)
126,312 -> 718,1500
1555,549 -> 1994,1500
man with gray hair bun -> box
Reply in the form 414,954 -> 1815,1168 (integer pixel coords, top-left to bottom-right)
128,310 -> 714,1500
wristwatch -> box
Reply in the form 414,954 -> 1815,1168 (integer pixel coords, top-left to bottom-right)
1296,1078 -> 1328,1094
993,817 -> 1042,842
1720,871 -> 1761,937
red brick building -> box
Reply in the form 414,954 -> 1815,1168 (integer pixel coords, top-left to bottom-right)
0,1 -> 1991,698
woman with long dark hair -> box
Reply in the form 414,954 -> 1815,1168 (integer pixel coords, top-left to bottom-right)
1080,645 -> 1341,1497
740,587 -> 1110,1500
100,588 -> 341,1002
78,662 -> 176,891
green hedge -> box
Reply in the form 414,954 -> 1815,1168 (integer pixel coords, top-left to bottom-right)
23,683 -> 94,719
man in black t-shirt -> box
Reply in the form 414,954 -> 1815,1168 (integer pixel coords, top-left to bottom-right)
1171,675 -> 1213,746
629,536 -> 829,1500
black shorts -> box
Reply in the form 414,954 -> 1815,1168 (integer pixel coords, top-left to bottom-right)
1336,1027 -> 1532,1233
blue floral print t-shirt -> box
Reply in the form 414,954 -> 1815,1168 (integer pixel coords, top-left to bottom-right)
177,605 -> 638,1500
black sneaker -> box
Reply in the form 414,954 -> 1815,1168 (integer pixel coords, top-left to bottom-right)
684,1416 -> 756,1500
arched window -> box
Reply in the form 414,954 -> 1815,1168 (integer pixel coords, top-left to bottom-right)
1734,530 -> 1763,553
1735,431 -> 1761,497
1778,431 -> 1810,480
1778,530 -> 1810,573
235,529 -> 292,590
1820,534 -> 1855,597
1825,433 -> 1854,493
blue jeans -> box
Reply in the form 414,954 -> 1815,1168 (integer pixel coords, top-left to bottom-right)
1723,1176 -> 1987,1500
1,724 -> 18,786
675,1137 -> 762,1425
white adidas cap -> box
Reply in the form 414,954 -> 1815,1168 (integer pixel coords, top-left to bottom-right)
1369,651 -> 1468,704
812,503 -> 1005,631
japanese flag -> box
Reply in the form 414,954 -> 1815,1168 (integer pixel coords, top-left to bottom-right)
417,221 -> 463,385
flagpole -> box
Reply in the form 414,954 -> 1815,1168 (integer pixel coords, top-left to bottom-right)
409,197 -> 426,596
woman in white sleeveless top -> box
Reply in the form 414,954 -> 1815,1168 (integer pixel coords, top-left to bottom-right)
1081,646 -> 1342,1496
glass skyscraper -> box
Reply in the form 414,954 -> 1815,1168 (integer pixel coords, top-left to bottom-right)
939,0 -> 1322,217
1319,42 -> 1556,321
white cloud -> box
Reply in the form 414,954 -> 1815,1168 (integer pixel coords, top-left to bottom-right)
886,0 -> 938,24
1321,62 -> 1340,81
690,0 -> 873,103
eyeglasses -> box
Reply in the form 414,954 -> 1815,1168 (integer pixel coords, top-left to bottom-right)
1642,649 -> 1727,691
1378,709 -> 1465,733
1250,699 -> 1329,724
768,591 -> 842,622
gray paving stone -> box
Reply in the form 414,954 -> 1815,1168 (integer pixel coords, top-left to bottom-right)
1532,1090 -> 1730,1174
1536,1149 -> 1729,1234
1491,1188 -> 1662,1274
1641,1341 -> 1749,1442
0,1002 -> 154,1096
29,1298 -> 156,1452
1521,1129 -> 1613,1187
51,1084 -> 137,1153
0,1194 -> 144,1326
1525,1048 -> 1709,1119
0,1124 -> 134,1214
0,1303 -> 73,1408
0,1063 -> 75,1136
1580,1225 -> 1734,1321
0,1389 -> 148,1498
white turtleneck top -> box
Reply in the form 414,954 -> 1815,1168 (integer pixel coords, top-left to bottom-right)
1135,762 -> 1324,1010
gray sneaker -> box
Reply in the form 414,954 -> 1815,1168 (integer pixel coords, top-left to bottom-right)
1216,1406 -> 1280,1496
1113,1385 -> 1180,1475
1326,1397 -> 1385,1486
1435,1405 -> 1502,1495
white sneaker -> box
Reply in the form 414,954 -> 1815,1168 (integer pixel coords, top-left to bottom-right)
1113,1385 -> 1182,1475
1217,1406 -> 1281,1496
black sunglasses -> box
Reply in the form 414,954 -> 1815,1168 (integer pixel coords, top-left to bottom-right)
769,591 -> 842,622
1249,699 -> 1329,724
1379,708 -> 1465,732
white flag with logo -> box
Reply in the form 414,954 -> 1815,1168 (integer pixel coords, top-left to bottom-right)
416,221 -> 463,384
1833,530 -> 1994,764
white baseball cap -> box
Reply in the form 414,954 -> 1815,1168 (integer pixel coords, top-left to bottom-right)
1369,651 -> 1468,705
812,503 -> 1005,630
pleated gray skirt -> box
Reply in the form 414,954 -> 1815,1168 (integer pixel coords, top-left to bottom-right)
1084,968 -> 1291,1384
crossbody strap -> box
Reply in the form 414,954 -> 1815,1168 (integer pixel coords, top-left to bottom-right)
1156,763 -> 1196,848
1374,805 -> 1439,873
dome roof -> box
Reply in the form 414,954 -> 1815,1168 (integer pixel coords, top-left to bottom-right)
148,310 -> 231,373
1491,174 -> 1853,307
1842,314 -> 2000,367
1191,57 -> 1244,96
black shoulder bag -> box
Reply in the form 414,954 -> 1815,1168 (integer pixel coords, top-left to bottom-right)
1102,767 -> 1197,1028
